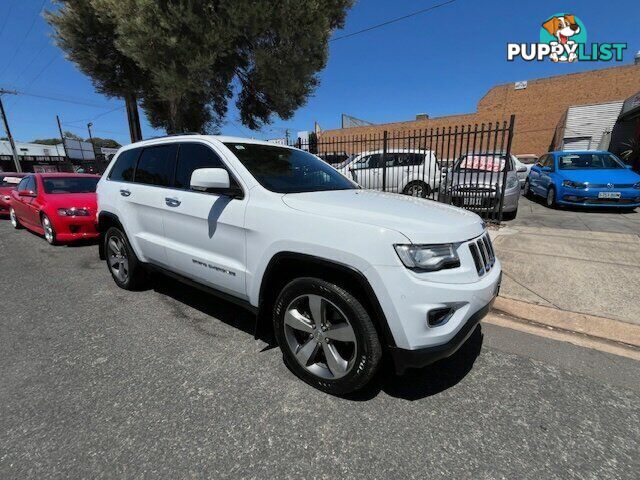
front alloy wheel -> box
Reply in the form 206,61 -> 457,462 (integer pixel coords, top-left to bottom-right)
274,278 -> 382,395
546,187 -> 556,208
107,235 -> 129,284
41,214 -> 56,244
284,294 -> 357,380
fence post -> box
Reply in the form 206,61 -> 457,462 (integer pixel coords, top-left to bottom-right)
382,130 -> 388,191
496,114 -> 516,223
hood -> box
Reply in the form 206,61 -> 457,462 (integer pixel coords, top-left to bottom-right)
282,189 -> 484,244
558,169 -> 640,185
45,192 -> 97,210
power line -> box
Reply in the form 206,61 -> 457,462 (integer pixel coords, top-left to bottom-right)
0,0 -> 16,41
330,0 -> 458,42
8,89 -> 115,109
0,0 -> 49,79
66,105 -> 126,124
21,53 -> 58,90
9,42 -> 49,85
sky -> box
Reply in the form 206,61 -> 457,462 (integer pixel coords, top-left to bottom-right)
0,0 -> 638,146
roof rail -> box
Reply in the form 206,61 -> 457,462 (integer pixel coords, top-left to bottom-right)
146,132 -> 202,140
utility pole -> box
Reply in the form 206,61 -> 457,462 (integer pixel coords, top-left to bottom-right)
56,115 -> 69,170
0,89 -> 21,172
87,122 -> 96,157
285,129 -> 290,144
125,93 -> 142,143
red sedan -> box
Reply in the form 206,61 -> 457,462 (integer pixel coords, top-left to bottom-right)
9,173 -> 101,244
0,173 -> 27,217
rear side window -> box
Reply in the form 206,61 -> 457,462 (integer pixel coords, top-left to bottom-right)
174,143 -> 224,189
109,149 -> 139,182
134,144 -> 178,187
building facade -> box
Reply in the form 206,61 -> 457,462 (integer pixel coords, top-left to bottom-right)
318,64 -> 640,156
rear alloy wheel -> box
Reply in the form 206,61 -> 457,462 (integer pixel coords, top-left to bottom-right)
403,181 -> 430,198
274,277 -> 382,395
104,227 -> 147,290
546,187 -> 556,209
41,214 -> 56,245
9,207 -> 22,229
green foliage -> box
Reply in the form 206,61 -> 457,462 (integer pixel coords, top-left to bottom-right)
31,138 -> 62,145
89,137 -> 121,148
48,0 -> 352,134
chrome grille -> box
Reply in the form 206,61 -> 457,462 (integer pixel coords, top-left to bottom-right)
468,233 -> 495,276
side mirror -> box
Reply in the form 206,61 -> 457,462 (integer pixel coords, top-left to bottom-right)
541,166 -> 552,172
190,168 -> 242,198
517,166 -> 528,173
18,190 -> 36,197
625,164 -> 633,170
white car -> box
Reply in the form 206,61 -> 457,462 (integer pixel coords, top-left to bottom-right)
97,135 -> 501,394
337,149 -> 441,197
513,154 -> 537,187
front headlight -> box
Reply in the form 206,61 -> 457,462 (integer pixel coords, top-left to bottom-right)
562,180 -> 588,189
58,207 -> 90,217
633,182 -> 640,190
394,244 -> 460,272
506,176 -> 519,189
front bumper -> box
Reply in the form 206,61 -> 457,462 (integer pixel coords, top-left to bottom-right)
389,297 -> 495,374
0,198 -> 10,215
447,188 -> 520,213
51,214 -> 100,242
365,252 -> 502,354
558,187 -> 640,208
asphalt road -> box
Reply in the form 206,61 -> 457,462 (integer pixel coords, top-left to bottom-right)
1,220 -> 639,479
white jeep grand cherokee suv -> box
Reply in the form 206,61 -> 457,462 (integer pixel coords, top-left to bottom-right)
97,135 -> 501,395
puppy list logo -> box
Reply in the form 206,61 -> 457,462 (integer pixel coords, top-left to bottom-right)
508,13 -> 627,63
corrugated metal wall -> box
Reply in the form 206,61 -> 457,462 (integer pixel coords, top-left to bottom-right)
562,101 -> 624,150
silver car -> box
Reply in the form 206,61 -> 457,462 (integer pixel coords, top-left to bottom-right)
440,152 -> 525,219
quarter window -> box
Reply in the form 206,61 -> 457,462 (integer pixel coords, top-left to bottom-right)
174,143 -> 224,189
25,176 -> 37,193
134,144 -> 178,187
109,149 -> 139,182
16,177 -> 29,190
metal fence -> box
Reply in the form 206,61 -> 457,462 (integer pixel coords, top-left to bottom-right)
295,115 -> 515,223
0,155 -> 111,174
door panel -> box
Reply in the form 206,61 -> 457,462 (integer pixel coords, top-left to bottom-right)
162,190 -> 247,297
161,141 -> 248,297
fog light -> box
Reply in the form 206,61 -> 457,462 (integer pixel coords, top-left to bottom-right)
427,307 -> 454,327
564,195 -> 578,202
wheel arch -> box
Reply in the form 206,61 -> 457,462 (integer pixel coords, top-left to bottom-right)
256,252 -> 396,348
97,211 -> 124,260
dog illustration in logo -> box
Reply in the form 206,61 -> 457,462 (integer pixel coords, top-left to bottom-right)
542,14 -> 581,62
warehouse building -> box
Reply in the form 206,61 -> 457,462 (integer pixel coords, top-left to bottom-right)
318,63 -> 640,157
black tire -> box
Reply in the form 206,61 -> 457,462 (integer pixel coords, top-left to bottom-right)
403,181 -> 431,198
545,186 -> 556,209
9,207 -> 22,229
104,226 -> 148,290
273,277 -> 382,395
523,178 -> 532,198
502,208 -> 518,221
41,213 -> 57,245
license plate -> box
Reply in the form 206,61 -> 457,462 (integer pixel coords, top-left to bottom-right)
463,197 -> 484,206
598,192 -> 621,199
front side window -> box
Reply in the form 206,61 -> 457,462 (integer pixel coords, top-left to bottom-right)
135,144 -> 178,187
43,177 -> 99,194
225,143 -> 356,194
24,176 -> 37,193
109,148 -> 139,182
174,143 -> 224,189
17,177 -> 30,191
558,153 -> 626,170
355,154 -> 382,169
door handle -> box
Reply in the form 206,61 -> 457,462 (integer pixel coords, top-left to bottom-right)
165,197 -> 181,207
120,189 -> 131,197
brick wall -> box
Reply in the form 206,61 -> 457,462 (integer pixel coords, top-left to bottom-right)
318,64 -> 640,156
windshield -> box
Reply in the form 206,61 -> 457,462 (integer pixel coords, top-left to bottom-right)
558,153 -> 625,170
456,154 -> 507,172
43,177 -> 99,194
0,175 -> 24,188
225,143 -> 357,193
518,156 -> 538,165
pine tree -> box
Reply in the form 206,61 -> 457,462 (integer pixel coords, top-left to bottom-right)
48,0 -> 352,134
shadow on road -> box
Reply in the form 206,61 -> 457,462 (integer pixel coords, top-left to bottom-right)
519,193 -> 638,214
149,271 -> 484,402
345,325 -> 484,401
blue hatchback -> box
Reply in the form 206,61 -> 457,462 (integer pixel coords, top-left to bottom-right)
524,151 -> 640,209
